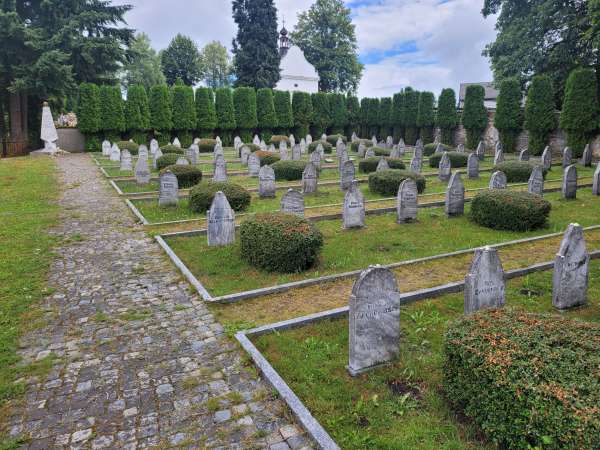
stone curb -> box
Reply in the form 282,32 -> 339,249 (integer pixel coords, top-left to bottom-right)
124,199 -> 149,225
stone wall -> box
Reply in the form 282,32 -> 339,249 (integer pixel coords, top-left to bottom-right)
58,128 -> 85,153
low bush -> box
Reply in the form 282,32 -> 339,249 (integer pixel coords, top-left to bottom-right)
117,140 -> 140,155
269,135 -> 290,146
308,141 -> 333,154
160,144 -> 184,155
359,158 -> 406,174
423,143 -> 449,156
188,181 -> 251,213
160,165 -> 202,188
470,190 -> 551,231
242,143 -> 260,153
240,213 -> 324,273
198,138 -> 217,153
368,170 -> 426,196
444,309 -> 600,450
429,151 -> 468,168
325,134 -> 347,145
350,139 -> 373,152
493,161 -> 548,183
156,154 -> 180,171
373,147 -> 391,157
272,160 -> 308,181
254,150 -> 281,166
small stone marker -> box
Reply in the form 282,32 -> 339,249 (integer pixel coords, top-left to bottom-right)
309,150 -> 322,169
338,150 -> 349,170
445,172 -> 465,216
110,144 -> 121,162
247,153 -> 260,177
494,148 -> 504,166
562,147 -> 572,168
259,140 -> 267,151
280,189 -> 305,216
214,144 -> 224,159
176,157 -> 189,166
456,144 -> 465,153
150,139 -> 159,155
438,152 -> 451,181
258,165 -> 276,198
289,134 -> 296,147
343,181 -> 365,229
351,132 -> 358,142
476,141 -> 485,161
542,146 -> 552,170
102,140 -> 111,156
135,154 -> 151,185
215,136 -> 222,146
152,148 -> 163,169
322,134 -> 328,141
519,149 -> 530,162
386,136 -> 393,148
552,223 -> 589,310
172,137 -> 181,148
376,157 -> 389,172
464,247 -> 506,314
413,144 -> 423,160
581,144 -> 592,167
467,153 -> 479,179
306,134 -> 312,145
340,160 -> 355,191
357,143 -> 366,158
137,144 -> 148,159
371,136 -> 378,147
234,136 -> 242,149
120,150 -> 132,171
398,139 -> 406,153
292,144 -> 301,160
562,164 -> 577,199
528,165 -> 545,195
410,156 -> 422,173
213,155 -> 228,182
280,145 -> 290,161
207,192 -> 236,247
435,143 -> 444,154
396,178 -> 418,223
348,266 -> 400,376
158,171 -> 179,207
593,163 -> 600,196
489,171 -> 507,189
240,146 -> 251,165
302,162 -> 319,194
336,141 -> 346,157
390,147 -> 401,159
495,142 -> 503,153
186,145 -> 199,165
253,135 -> 260,146
365,148 -> 375,159
300,139 -> 307,154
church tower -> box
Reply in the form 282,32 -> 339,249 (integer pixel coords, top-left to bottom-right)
279,25 -> 290,57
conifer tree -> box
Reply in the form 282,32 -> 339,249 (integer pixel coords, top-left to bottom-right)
417,92 -> 435,144
524,75 -> 556,155
311,92 -> 331,138
378,97 -> 393,140
359,97 -> 370,138
329,93 -> 347,136
367,98 -> 380,139
233,87 -> 258,143
149,85 -> 173,145
462,85 -> 488,149
99,85 -> 125,142
403,88 -> 420,145
77,83 -> 101,150
273,90 -> 293,135
195,87 -> 217,138
292,91 -> 313,139
391,92 -> 404,143
436,88 -> 458,146
172,81 -> 197,146
215,88 -> 236,145
494,78 -> 523,152
257,88 -> 278,142
125,84 -> 151,144
345,94 -> 360,138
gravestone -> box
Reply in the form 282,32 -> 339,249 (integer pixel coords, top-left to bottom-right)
214,144 -> 224,159
207,192 -> 236,247
40,102 -> 58,154
172,137 -> 181,148
340,160 -> 355,191
376,157 -> 389,172
259,140 -> 267,151
518,149 -> 530,162
494,148 -> 504,166
234,136 -> 242,149
150,139 -> 159,155
302,162 -> 319,194
562,164 -> 577,199
371,136 -> 378,147
396,178 -> 418,223
338,150 -> 349,170
365,148 -> 375,159
135,154 -> 151,185
390,146 -> 401,159
386,136 -> 394,149
120,150 -> 132,171
562,147 -> 572,168
398,139 -> 405,153
351,132 -> 358,142
269,144 -> 276,153
336,141 -> 346,157
348,266 -> 400,376
300,138 -> 307,154
322,134 -> 328,141
552,223 -> 589,309
152,148 -> 163,169
495,142 -> 503,153
258,165 -> 276,198
315,143 -> 325,157
280,145 -> 290,161
240,146 -> 251,165
186,145 -> 199,165
410,156 -> 422,173
193,138 -> 200,145
102,140 -> 111,156
343,181 -> 365,229
176,157 -> 190,166
489,171 -> 507,189
542,146 -> 552,170
280,189 -> 305,216
215,136 -> 222,146
415,139 -> 423,148
435,143 -> 444,154
138,144 -> 149,161
413,144 -> 423,160
464,247 -> 506,314
289,135 -> 296,147
467,153 -> 479,179
445,172 -> 465,216
247,153 -> 260,177
476,141 -> 485,161
292,144 -> 301,160
456,144 -> 465,153
158,171 -> 179,207
253,135 -> 260,146
110,144 -> 121,162
528,165 -> 545,195
310,150 -> 322,169
357,143 -> 366,158
593,163 -> 600,196
279,140 -> 288,152
306,134 -> 312,145
439,152 -> 452,181
213,155 -> 228,182
581,144 -> 592,167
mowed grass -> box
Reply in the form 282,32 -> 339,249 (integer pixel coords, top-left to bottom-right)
253,260 -> 600,450
0,157 -> 59,406
167,190 -> 600,296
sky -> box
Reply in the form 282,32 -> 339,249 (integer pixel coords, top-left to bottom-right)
113,0 -> 498,99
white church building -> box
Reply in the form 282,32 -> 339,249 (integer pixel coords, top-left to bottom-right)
275,25 -> 319,93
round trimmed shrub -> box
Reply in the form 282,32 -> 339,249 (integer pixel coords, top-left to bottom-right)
359,158 -> 406,174
117,140 -> 140,155
198,138 -> 217,153
424,143 -> 450,156
254,151 -> 281,166
156,154 -> 180,171
244,143 -> 260,153
493,161 -> 548,183
470,190 -> 551,231
373,147 -> 391,157
272,161 -> 307,181
350,139 -> 373,152
161,144 -> 184,155
269,135 -> 290,146
188,181 -> 251,213
429,151 -> 468,168
326,134 -> 347,146
308,141 -> 333,154
240,213 -> 324,273
368,170 -> 426,196
160,165 -> 202,188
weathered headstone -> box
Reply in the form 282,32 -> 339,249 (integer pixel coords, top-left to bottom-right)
40,102 -> 58,154
135,154 -> 151,185
494,148 -> 504,166
528,165 -> 545,195
365,148 -> 375,159
371,136 -> 378,147
562,164 -> 577,199
415,139 -> 423,148
552,223 -> 589,309
186,145 -> 199,165
386,136 -> 394,149
247,153 -> 260,177
413,144 -> 423,160
280,145 -> 290,161
253,135 -> 260,146
343,181 -> 365,229
280,189 -> 305,216
269,144 -> 276,153
158,171 -> 179,207
234,136 -> 242,150
518,149 -> 530,162
336,141 -> 346,157
213,155 -> 228,182
396,178 -> 418,223
207,192 -> 236,247
306,134 -> 313,145
150,139 -> 159,155
289,134 -> 296,147
102,140 -> 111,156
456,144 -> 465,153
193,137 -> 200,145
467,153 -> 479,179
292,144 -> 301,160
348,266 -> 400,376
110,144 -> 121,162
593,163 -> 600,196
138,144 -> 149,161
376,157 -> 389,172
120,150 -> 132,171
445,172 -> 465,216
435,143 -> 444,154
213,144 -> 224,159
309,149 -> 322,169
410,156 -> 422,173
464,247 -> 506,314
258,165 -> 276,198
340,160 -> 355,191
302,162 -> 319,194
152,148 -> 163,169
338,150 -> 349,170
390,146 -> 401,159
176,157 -> 190,166
562,147 -> 572,168
172,137 -> 181,148
489,171 -> 507,189
322,133 -> 328,141
259,139 -> 267,151
351,132 -> 358,142
438,152 -> 452,181
542,146 -> 552,170
398,138 -> 406,152
240,146 -> 251,165
357,143 -> 366,158
215,136 -> 222,146
300,138 -> 307,154
581,144 -> 592,167
476,141 -> 485,161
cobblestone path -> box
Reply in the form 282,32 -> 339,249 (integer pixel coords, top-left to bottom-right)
4,155 -> 312,450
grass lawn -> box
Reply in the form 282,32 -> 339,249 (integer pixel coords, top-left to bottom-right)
167,189 -> 600,297
253,260 -> 600,450
0,158 -> 59,421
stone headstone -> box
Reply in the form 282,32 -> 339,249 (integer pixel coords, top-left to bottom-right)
240,146 -> 251,165
336,142 -> 346,157
476,141 -> 485,161
120,150 -> 133,171
292,144 -> 301,160
110,144 -> 121,162
269,144 -> 276,153
413,144 -> 423,160
371,136 -> 378,147
445,172 -> 465,216
213,144 -> 224,159
415,139 -> 423,148
315,143 -> 324,157
134,154 -> 151,185
495,142 -> 503,153
158,171 -> 179,207
172,137 -> 181,148
593,163 -> 600,196
351,132 -> 358,143
398,138 -> 406,152
386,136 -> 394,148
258,165 -> 276,198
390,146 -> 401,159
489,171 -> 507,189
322,134 -> 328,141
215,136 -> 222,146
280,189 -> 305,216
213,155 -> 228,182
456,144 -> 465,153
581,144 -> 592,167
300,139 -> 307,154
193,137 -> 200,145
279,140 -> 288,152
176,157 -> 189,166
464,247 -> 506,314
102,140 -> 111,156
438,152 -> 452,181
562,147 -> 572,168
234,136 -> 242,150
247,153 -> 260,177
357,143 -> 366,158
289,135 -> 296,147
552,223 -> 589,309
562,164 -> 577,199
410,156 -> 422,173
259,139 -> 267,151
396,178 -> 418,223
138,145 -> 149,161
518,149 -> 530,162
365,148 -> 375,159
338,150 -> 349,170
306,134 -> 313,145
152,148 -> 163,169
186,145 -> 199,165
340,160 -> 355,191
376,157 -> 389,172
343,181 -> 365,229
542,146 -> 552,170
280,145 -> 290,161
150,139 -> 159,155
494,148 -> 504,166
348,266 -> 400,376
309,150 -> 322,169
253,135 -> 260,146
435,143 -> 444,154
302,162 -> 319,194
528,165 -> 545,195
207,192 -> 236,247
465,153 -> 479,179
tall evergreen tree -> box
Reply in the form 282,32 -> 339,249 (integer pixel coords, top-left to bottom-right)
149,85 -> 173,145
462,85 -> 488,149
391,92 -> 404,143
524,75 -> 556,155
77,83 -> 101,151
292,92 -> 313,139
329,93 -> 347,135
403,89 -> 420,145
99,85 -> 125,141
125,84 -> 151,144
345,94 -> 360,138
195,87 -> 217,138
378,97 -> 393,139
367,98 -> 380,139
436,88 -> 458,146
215,88 -> 236,145
273,90 -> 293,135
257,88 -> 278,142
494,78 -> 523,153
161,34 -> 203,86
233,87 -> 258,143
172,81 -> 197,146
359,97 -> 370,138
232,0 -> 280,88
311,92 -> 331,138
416,92 -> 435,144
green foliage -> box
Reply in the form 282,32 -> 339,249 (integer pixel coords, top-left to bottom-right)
429,152 -> 468,168
403,89 -> 420,145
195,87 -> 217,136
292,91 -> 313,139
270,135 -> 290,145
373,147 -> 390,156
232,0 -> 280,88
416,92 -> 435,144
156,154 -> 180,170
197,139 -> 217,153
273,90 -> 293,134
326,135 -> 347,145
272,160 -> 308,181
160,144 -> 184,155
436,88 -> 458,146
149,85 -> 173,133
359,158 -> 406,174
359,97 -> 370,137
257,88 -> 278,141
200,40 -> 231,89
122,33 -> 166,90
116,141 -> 140,155
215,88 -> 236,145
524,75 -> 557,155
368,170 -> 426,196
493,161 -> 548,183
462,85 -> 488,149
233,87 -> 258,142
308,141 -> 333,154
350,139 -> 373,152
240,213 -> 324,273
560,67 -> 599,158
378,97 -> 393,138
329,93 -> 348,135
494,78 -> 523,152
311,93 -> 331,137
188,181 -> 251,213
77,83 -> 101,134
255,150 -> 280,166
366,98 -> 380,138
99,85 -> 125,136
171,82 -> 197,132
161,34 -> 203,86
345,95 -> 360,137
160,165 -> 202,188
391,92 -> 404,142
125,84 -> 150,133
424,143 -> 449,156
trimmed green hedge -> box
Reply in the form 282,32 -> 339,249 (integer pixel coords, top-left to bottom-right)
359,158 -> 406,174
160,165 -> 202,188
424,143 -> 450,156
368,170 -> 426,196
188,181 -> 251,213
350,139 -> 374,152
156,154 -> 180,171
116,141 -> 140,155
160,144 -> 184,155
470,190 -> 551,231
254,151 -> 281,166
444,309 -> 600,450
308,141 -> 333,154
429,152 -> 468,168
240,213 -> 324,273
373,147 -> 391,156
272,160 -> 308,181
493,161 -> 548,183
326,134 -> 347,145
198,138 -> 218,153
